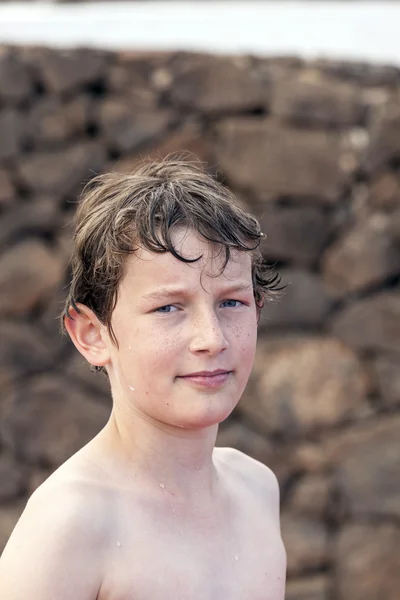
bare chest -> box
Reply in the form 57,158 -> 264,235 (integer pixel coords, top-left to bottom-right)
98,505 -> 286,600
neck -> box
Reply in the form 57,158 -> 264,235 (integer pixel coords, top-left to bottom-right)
98,405 -> 220,502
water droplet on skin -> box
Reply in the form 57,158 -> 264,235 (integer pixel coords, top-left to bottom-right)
117,541 -> 121,547
159,482 -> 165,489
129,385 -> 135,391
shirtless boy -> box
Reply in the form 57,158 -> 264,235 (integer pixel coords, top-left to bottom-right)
0,159 -> 287,599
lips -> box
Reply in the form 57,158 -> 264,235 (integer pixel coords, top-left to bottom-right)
182,369 -> 231,378
178,369 -> 232,389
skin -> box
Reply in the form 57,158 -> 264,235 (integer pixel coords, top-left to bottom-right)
0,228 -> 287,599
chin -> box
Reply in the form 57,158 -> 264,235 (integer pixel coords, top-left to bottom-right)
174,397 -> 237,430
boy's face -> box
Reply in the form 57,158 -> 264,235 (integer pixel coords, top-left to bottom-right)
104,227 -> 258,430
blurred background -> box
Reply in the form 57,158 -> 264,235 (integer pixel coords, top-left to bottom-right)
0,2 -> 400,599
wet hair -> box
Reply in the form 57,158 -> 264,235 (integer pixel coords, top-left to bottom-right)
61,157 -> 282,365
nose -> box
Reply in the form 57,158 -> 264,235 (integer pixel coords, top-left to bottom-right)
189,309 -> 229,356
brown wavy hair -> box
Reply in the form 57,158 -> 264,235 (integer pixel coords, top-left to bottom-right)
61,157 -> 282,362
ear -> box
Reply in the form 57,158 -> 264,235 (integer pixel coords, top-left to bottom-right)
64,303 -> 110,368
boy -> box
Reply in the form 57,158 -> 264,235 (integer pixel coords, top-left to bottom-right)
0,158 -> 287,599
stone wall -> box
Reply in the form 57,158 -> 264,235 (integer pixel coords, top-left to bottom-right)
0,46 -> 400,599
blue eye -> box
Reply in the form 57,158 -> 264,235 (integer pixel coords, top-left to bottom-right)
155,305 -> 177,313
221,299 -> 242,308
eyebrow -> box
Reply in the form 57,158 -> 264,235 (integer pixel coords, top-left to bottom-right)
141,282 -> 253,303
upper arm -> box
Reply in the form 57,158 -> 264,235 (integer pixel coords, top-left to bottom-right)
0,484 -> 104,600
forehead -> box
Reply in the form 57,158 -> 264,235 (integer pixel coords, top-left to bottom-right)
123,228 -> 253,291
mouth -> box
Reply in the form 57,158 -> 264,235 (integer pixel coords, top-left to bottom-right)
178,370 -> 232,389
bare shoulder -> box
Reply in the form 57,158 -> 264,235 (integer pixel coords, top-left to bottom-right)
214,447 -> 281,519
0,466 -> 109,599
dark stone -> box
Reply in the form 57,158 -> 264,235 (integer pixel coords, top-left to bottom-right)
63,353 -> 111,403
1,375 -> 110,466
372,353 -> 400,408
108,51 -> 169,109
0,196 -> 60,249
26,97 -> 71,147
0,320 -> 54,377
169,54 -> 267,114
368,172 -> 400,210
259,206 -> 331,266
99,97 -> 174,153
315,59 -> 400,87
0,240 -> 64,316
33,48 -> 109,95
335,522 -> 400,600
287,475 -> 332,520
63,94 -> 96,137
0,47 -> 32,105
242,336 -> 368,437
285,575 -> 330,600
0,108 -> 25,160
215,118 -> 346,204
111,122 -> 213,174
18,141 -> 107,195
335,417 -> 400,519
281,513 -> 330,576
0,167 -> 15,206
330,291 -> 400,353
322,214 -> 400,294
260,269 -> 334,329
271,76 -> 364,128
363,106 -> 400,172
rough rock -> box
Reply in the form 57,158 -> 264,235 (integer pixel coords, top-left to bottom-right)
63,353 -> 111,403
285,575 -> 330,600
260,269 -> 334,329
18,141 -> 107,195
99,97 -> 173,153
215,118 -> 346,203
242,337 -> 368,437
372,353 -> 400,407
0,167 -> 15,206
33,48 -> 108,95
322,213 -> 400,294
111,122 -> 213,173
389,207 -> 400,240
1,375 -> 110,466
281,514 -> 330,576
0,108 -> 25,159
0,240 -> 64,316
315,59 -> 400,87
271,75 -> 363,128
169,54 -> 267,113
335,522 -> 400,600
0,197 -> 60,249
363,106 -> 400,172
287,475 -> 332,519
330,291 -> 400,353
26,97 -> 72,147
368,171 -> 400,210
108,51 -> 169,108
0,453 -> 25,501
0,47 -> 32,104
0,320 -> 55,377
63,94 -> 96,137
334,417 -> 400,518
259,207 -> 331,266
